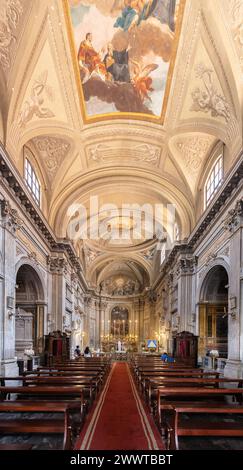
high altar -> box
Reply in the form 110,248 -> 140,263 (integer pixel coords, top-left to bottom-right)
101,306 -> 138,352
101,336 -> 138,353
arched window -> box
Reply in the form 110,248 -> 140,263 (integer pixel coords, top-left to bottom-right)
205,155 -> 223,208
24,158 -> 41,206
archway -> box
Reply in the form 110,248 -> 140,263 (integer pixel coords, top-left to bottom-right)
199,265 -> 228,359
15,264 -> 45,358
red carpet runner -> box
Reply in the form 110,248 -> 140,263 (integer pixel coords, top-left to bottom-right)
77,362 -> 163,450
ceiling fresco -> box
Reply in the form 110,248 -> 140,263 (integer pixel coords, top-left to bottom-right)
64,0 -> 186,123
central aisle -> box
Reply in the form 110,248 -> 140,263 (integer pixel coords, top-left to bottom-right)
78,362 -> 163,450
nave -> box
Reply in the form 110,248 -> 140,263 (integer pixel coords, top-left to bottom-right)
77,362 -> 162,450
1,355 -> 243,451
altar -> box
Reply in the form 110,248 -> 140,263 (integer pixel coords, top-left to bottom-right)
101,338 -> 138,354
116,340 -> 126,353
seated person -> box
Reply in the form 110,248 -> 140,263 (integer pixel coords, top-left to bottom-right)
161,351 -> 169,362
78,32 -> 107,81
74,345 -> 81,358
104,43 -> 130,83
167,355 -> 175,363
84,346 -> 92,358
161,351 -> 175,363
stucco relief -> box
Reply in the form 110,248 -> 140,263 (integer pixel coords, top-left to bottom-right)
85,248 -> 102,263
175,136 -> 211,172
32,136 -> 71,178
0,0 -> 23,71
191,63 -> 231,122
87,142 -> 161,166
18,71 -> 55,127
229,0 -> 243,70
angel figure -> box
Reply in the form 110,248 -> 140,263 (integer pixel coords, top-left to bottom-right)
130,59 -> 158,102
18,71 -> 54,127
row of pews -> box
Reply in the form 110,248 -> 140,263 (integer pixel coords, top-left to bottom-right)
130,354 -> 243,450
0,356 -> 111,450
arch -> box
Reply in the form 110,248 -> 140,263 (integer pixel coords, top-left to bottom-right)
200,265 -> 228,302
197,258 -> 230,305
198,262 -> 229,360
15,259 -> 46,302
15,262 -> 46,359
49,167 -> 195,241
88,254 -> 152,287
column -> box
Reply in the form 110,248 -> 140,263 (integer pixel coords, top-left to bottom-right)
176,256 -> 198,333
99,300 -> 107,348
47,255 -> 68,331
224,200 -> 243,378
138,299 -> 145,347
36,302 -> 46,354
0,200 -> 20,376
147,290 -> 158,339
84,295 -> 91,347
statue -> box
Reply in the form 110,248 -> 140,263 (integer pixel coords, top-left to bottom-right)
117,340 -> 122,352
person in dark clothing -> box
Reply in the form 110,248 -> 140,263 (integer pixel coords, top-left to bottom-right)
84,346 -> 91,358
104,43 -> 130,83
161,351 -> 175,363
74,345 -> 81,358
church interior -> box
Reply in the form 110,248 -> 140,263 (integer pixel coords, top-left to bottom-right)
0,0 -> 243,453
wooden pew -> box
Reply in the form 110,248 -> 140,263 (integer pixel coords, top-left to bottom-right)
139,371 -> 220,393
146,377 -> 243,410
163,403 -> 243,450
0,444 -> 33,450
36,366 -> 106,380
135,367 -> 205,385
24,377 -> 97,402
157,387 -> 243,428
0,401 -> 80,450
0,385 -> 84,411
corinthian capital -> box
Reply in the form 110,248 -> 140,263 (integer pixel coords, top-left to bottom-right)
224,199 -> 243,232
0,199 -> 23,234
47,255 -> 68,274
176,256 -> 198,276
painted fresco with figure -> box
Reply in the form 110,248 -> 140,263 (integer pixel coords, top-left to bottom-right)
65,0 -> 185,121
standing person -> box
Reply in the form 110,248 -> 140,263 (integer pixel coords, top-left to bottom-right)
74,345 -> 81,358
84,346 -> 91,358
